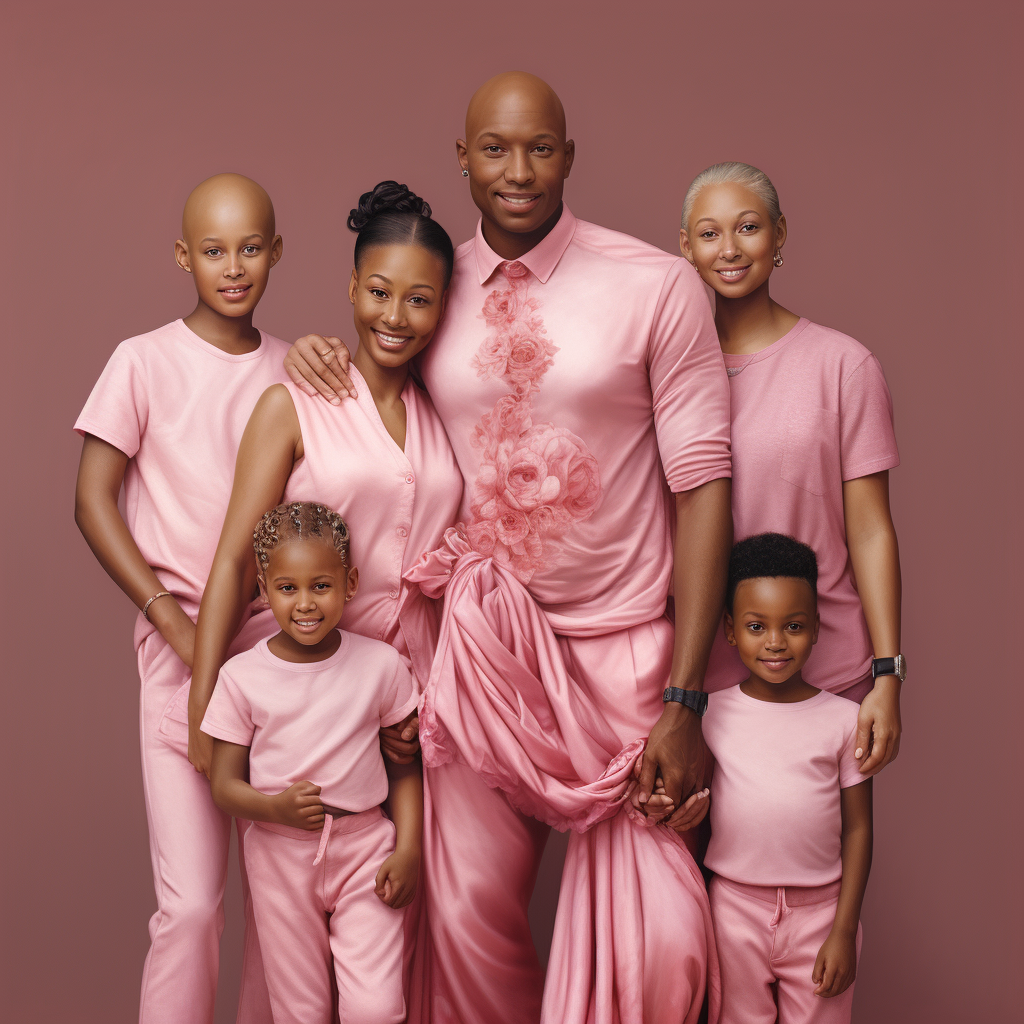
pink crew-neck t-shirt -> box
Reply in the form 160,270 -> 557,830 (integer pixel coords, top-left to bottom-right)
74,319 -> 290,647
704,319 -> 899,696
703,685 -> 867,887
201,633 -> 417,812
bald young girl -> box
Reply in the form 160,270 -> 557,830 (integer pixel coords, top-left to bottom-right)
74,173 -> 287,1024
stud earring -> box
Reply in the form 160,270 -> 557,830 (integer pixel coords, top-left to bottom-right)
773,249 -> 784,267
462,169 -> 469,177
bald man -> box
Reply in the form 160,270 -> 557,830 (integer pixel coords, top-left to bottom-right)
75,173 -> 286,1024
288,73 -> 730,1024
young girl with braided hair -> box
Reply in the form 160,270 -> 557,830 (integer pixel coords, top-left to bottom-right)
203,501 -> 421,1024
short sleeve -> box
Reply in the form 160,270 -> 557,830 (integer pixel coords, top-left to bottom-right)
648,262 -> 732,492
379,656 -> 418,728
74,342 -> 149,457
201,667 -> 256,746
838,717 -> 868,789
839,355 -> 899,481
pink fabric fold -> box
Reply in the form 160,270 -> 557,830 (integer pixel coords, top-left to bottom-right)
405,529 -> 646,834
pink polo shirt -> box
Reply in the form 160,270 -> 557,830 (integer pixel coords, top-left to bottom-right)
419,206 -> 732,636
703,685 -> 867,886
74,319 -> 290,647
201,633 -> 418,812
280,367 -> 462,682
704,319 -> 900,695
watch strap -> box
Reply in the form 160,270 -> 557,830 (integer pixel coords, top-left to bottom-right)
871,654 -> 906,681
663,687 -> 708,716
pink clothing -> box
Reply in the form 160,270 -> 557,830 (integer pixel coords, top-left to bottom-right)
243,808 -> 406,1024
279,370 -> 462,684
703,686 -> 866,887
138,610 -> 279,1024
710,877 -> 861,1024
74,320 -> 291,648
201,633 -> 417,812
705,319 -> 899,696
410,207 -> 731,1023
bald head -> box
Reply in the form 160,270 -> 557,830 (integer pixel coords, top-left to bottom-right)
182,172 -> 275,242
465,71 -> 566,143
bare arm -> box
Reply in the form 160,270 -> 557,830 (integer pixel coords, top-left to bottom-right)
375,759 -> 423,909
209,738 -> 325,831
639,477 -> 732,812
813,779 -> 872,997
843,471 -> 902,773
188,385 -> 302,776
75,434 -> 196,666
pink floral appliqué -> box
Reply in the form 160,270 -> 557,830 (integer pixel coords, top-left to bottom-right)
462,267 -> 601,583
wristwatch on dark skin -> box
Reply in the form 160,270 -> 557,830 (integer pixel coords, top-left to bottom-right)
871,654 -> 907,682
662,687 -> 709,716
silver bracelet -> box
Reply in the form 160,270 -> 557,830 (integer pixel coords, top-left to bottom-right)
142,591 -> 173,620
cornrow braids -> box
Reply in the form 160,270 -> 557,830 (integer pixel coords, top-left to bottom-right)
253,501 -> 351,575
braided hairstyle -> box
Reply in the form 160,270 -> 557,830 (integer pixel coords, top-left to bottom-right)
253,501 -> 351,577
347,180 -> 455,287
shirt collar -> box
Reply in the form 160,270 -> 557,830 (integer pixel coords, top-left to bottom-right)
472,204 -> 577,286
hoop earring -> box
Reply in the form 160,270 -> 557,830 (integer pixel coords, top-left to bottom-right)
462,169 -> 469,177
773,249 -> 784,267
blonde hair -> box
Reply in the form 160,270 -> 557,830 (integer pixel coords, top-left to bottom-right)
681,162 -> 782,230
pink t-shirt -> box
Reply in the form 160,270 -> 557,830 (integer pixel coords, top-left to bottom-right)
201,633 -> 417,812
74,319 -> 290,647
704,319 -> 899,695
419,206 -> 732,636
703,685 -> 866,886
280,368 -> 462,684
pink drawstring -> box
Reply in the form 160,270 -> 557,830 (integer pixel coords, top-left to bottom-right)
770,886 -> 790,928
312,813 -> 333,866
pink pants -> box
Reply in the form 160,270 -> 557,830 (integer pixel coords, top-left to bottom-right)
710,876 -> 862,1024
408,614 -> 717,1024
137,610 -> 277,1024
242,807 -> 406,1024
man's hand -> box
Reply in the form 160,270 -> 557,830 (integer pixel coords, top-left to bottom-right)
381,712 -> 420,764
284,334 -> 356,404
637,702 -> 707,809
271,781 -> 325,831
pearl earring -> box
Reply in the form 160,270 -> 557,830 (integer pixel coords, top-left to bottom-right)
462,169 -> 469,177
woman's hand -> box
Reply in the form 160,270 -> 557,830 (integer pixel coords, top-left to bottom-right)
149,596 -> 196,669
812,928 -> 858,997
380,712 -> 420,764
284,334 -> 356,404
187,721 -> 214,778
375,847 -> 420,908
855,678 -> 901,775
271,781 -> 325,831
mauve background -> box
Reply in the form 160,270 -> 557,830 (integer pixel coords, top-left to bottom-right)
3,2 -> 1021,1022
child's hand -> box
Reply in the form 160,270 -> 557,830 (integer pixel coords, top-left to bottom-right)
380,711 -> 420,765
375,848 -> 420,909
629,754 -> 674,820
812,928 -> 857,997
665,787 -> 710,834
272,781 -> 324,831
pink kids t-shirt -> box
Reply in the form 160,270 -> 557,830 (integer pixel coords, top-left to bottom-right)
201,632 -> 418,812
702,685 -> 867,887
704,319 -> 899,696
74,320 -> 290,647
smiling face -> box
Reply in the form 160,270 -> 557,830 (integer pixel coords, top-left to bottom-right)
175,173 -> 282,319
348,242 -> 448,370
680,181 -> 786,299
457,72 -> 574,257
260,537 -> 359,654
725,576 -> 819,692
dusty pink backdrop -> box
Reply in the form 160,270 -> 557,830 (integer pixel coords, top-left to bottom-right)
4,2 -> 1021,1022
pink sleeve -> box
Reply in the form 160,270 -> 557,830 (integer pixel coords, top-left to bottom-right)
647,262 -> 732,492
200,668 -> 256,746
838,716 -> 868,789
73,343 -> 148,457
380,657 -> 419,728
839,354 -> 900,481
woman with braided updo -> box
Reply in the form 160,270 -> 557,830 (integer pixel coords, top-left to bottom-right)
200,501 -> 422,1024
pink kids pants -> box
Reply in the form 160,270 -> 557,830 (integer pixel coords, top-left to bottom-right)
137,612 -> 277,1024
710,876 -> 862,1024
242,806 -> 407,1024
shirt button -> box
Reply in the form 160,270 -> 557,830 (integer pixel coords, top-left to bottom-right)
405,474 -> 414,484
397,527 -> 408,537
389,590 -> 399,599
